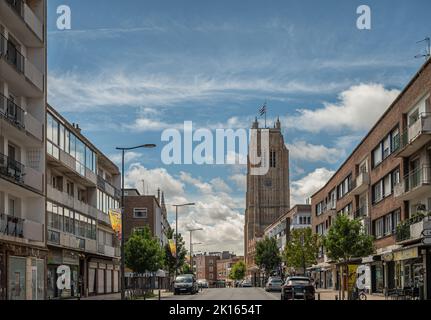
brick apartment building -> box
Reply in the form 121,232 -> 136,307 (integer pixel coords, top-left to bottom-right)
311,59 -> 431,299
217,255 -> 244,285
123,188 -> 170,248
194,254 -> 220,287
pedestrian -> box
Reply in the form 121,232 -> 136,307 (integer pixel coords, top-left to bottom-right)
314,278 -> 319,290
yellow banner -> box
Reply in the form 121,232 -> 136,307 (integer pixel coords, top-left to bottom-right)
348,265 -> 358,293
169,239 -> 177,257
109,209 -> 122,240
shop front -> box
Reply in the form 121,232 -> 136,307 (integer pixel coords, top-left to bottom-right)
393,246 -> 427,299
88,258 -> 120,296
47,248 -> 83,299
370,260 -> 385,294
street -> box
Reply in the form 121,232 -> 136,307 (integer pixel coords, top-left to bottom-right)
162,288 -> 280,301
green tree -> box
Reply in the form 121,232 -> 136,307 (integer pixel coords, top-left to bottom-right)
255,237 -> 281,280
229,261 -> 246,281
125,226 -> 164,274
182,264 -> 193,275
164,232 -> 187,276
283,228 -> 320,275
323,214 -> 374,299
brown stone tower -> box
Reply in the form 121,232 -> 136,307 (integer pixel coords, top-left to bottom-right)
244,118 -> 290,284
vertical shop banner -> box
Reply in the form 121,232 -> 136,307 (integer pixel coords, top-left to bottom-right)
169,239 -> 177,257
348,265 -> 358,293
109,209 -> 122,240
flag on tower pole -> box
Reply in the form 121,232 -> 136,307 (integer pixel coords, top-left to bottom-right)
259,103 -> 267,128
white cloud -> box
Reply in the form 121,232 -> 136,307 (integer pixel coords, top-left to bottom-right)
283,83 -> 400,133
125,164 -> 185,199
291,168 -> 335,206
210,178 -> 232,193
229,174 -> 247,191
287,141 -> 343,164
109,152 -> 142,166
179,172 -> 213,194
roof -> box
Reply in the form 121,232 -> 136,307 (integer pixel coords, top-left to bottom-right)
264,204 -> 311,233
47,104 -> 120,175
311,58 -> 431,199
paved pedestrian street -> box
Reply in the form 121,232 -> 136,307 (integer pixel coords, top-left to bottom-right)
161,288 -> 279,301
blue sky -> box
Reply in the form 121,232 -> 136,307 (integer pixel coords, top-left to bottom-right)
47,0 -> 430,254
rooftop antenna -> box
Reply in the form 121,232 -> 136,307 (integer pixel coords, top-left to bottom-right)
415,37 -> 431,61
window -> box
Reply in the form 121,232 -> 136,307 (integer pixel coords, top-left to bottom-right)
383,136 -> 391,159
392,169 -> 400,187
270,151 -> 277,168
337,175 -> 352,199
373,181 -> 383,204
375,218 -> 384,239
330,189 -> 336,209
316,202 -> 323,216
393,210 -> 401,232
408,109 -> 419,127
384,175 -> 392,197
384,215 -> 392,236
392,128 -> 400,152
133,208 -> 148,219
373,144 -> 383,167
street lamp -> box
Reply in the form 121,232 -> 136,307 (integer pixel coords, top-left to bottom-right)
172,203 -> 195,278
116,144 -> 156,301
188,228 -> 203,274
190,242 -> 202,274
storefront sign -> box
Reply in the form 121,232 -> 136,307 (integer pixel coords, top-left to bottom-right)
56,265 -> 71,290
422,237 -> 431,245
382,252 -> 394,262
394,247 -> 419,261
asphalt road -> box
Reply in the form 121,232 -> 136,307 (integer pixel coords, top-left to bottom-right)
163,288 -> 281,300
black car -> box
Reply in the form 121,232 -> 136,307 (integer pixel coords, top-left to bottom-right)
281,277 -> 315,301
174,275 -> 199,295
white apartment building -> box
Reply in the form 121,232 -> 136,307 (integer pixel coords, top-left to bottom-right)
46,105 -> 122,299
0,0 -> 46,300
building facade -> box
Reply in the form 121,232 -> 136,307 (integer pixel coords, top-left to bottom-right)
244,118 -> 290,285
216,255 -> 244,285
46,105 -> 121,299
311,59 -> 431,299
0,0 -> 47,300
194,254 -> 220,287
264,205 -> 312,254
123,188 -> 170,248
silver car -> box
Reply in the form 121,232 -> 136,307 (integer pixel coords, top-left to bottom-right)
265,277 -> 283,292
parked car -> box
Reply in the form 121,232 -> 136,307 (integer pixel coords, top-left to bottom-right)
281,277 -> 315,300
174,274 -> 199,295
197,279 -> 209,288
241,280 -> 253,288
265,277 -> 283,292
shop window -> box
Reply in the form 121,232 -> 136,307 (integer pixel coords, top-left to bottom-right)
8,256 -> 26,300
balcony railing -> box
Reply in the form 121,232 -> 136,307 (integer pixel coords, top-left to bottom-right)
405,165 -> 431,192
396,215 -> 431,242
396,113 -> 431,155
5,0 -> 23,16
47,229 -> 60,244
0,93 -> 25,129
0,33 -> 25,74
98,174 -> 121,199
0,213 -> 24,238
354,206 -> 367,219
0,153 -> 25,183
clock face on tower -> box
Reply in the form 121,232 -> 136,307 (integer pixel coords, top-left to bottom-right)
264,179 -> 272,188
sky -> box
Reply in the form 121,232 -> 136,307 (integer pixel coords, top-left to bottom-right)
47,0 -> 431,255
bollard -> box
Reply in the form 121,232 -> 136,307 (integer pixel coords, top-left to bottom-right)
159,289 -> 161,301
335,295 -> 338,301
318,293 -> 321,300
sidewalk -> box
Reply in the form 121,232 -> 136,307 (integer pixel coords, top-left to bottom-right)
316,289 -> 386,301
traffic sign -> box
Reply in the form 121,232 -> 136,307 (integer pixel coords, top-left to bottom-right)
422,237 -> 431,245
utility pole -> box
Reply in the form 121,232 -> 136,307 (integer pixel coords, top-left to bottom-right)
188,228 -> 203,274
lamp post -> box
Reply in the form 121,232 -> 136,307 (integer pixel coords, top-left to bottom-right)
187,228 -> 203,274
172,203 -> 195,278
116,144 -> 156,301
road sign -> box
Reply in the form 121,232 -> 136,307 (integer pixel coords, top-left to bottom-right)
422,237 -> 431,245
422,229 -> 431,237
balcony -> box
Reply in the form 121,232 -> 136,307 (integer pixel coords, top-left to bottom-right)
0,153 -> 25,184
396,216 -> 431,244
23,166 -> 43,192
354,206 -> 368,219
0,34 -> 44,96
98,175 -> 120,198
98,244 -> 116,257
0,0 -> 44,45
396,113 -> 431,158
351,172 -> 370,196
0,93 -> 25,130
0,213 -> 24,238
23,219 -> 43,242
394,166 -> 431,201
